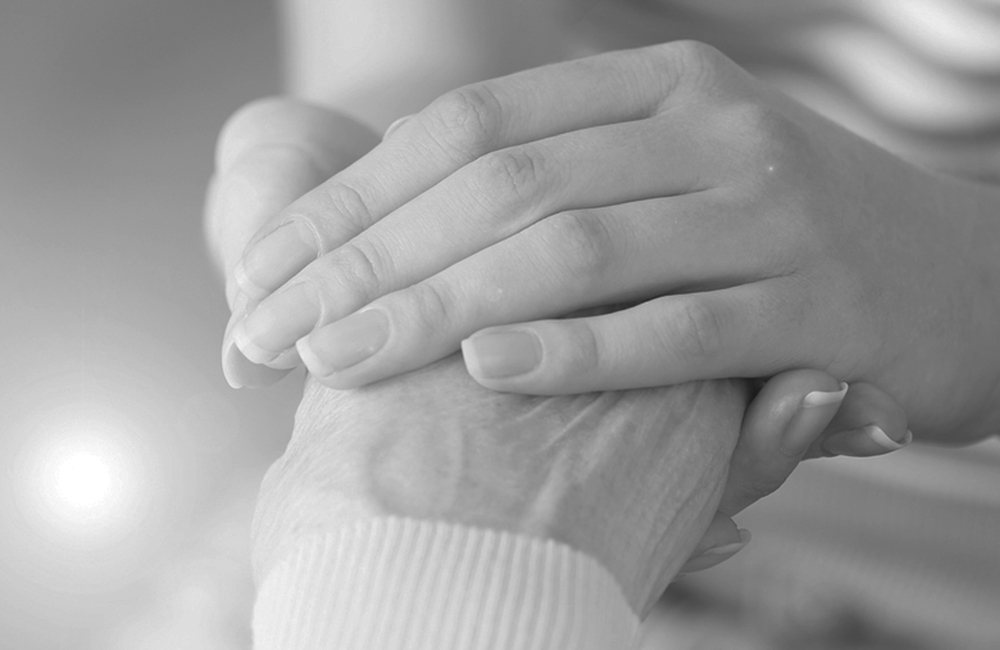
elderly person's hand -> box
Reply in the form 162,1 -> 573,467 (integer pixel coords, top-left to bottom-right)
251,356 -> 748,622
227,43 -> 1000,444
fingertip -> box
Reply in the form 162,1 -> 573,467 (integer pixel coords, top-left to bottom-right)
721,370 -> 846,514
751,369 -> 842,415
677,528 -> 752,575
460,336 -> 484,380
742,369 -> 843,453
802,381 -> 849,408
222,335 -> 292,389
460,330 -> 544,384
820,425 -> 912,457
295,335 -> 327,378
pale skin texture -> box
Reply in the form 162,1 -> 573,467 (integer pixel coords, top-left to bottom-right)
223,0 -> 1000,445
250,356 -> 748,617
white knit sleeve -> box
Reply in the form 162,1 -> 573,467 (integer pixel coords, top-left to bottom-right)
252,517 -> 640,649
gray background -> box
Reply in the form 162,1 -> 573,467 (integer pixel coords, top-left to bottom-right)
0,1 -> 305,647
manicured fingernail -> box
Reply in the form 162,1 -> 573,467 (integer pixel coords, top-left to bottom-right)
222,336 -> 293,389
222,304 -> 294,389
780,382 -> 849,456
462,331 -> 542,379
679,529 -> 751,574
822,425 -> 912,457
234,220 -> 320,300
867,425 -> 912,451
232,282 -> 321,364
298,309 -> 389,376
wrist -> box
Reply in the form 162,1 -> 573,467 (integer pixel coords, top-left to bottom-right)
933,171 -> 1000,440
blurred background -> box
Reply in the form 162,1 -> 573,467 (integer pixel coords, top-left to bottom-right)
0,1 -> 306,647
4,2 -> 1000,649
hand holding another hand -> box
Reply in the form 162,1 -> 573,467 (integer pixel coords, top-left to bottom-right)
225,42 -> 1000,443
208,88 -> 914,589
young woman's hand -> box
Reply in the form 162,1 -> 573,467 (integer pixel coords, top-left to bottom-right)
226,43 -> 999,442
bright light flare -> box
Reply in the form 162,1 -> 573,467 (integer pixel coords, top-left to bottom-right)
13,405 -> 152,548
41,443 -> 120,519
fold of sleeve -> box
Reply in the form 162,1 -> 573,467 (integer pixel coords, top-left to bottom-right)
252,517 -> 640,649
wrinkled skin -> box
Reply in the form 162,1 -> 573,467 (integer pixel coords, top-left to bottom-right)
252,353 -> 748,617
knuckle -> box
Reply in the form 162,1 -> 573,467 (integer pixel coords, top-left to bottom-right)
473,147 -> 545,213
216,96 -> 295,171
399,279 -> 457,335
719,101 -> 810,173
424,84 -> 505,161
654,39 -> 729,80
731,102 -> 791,144
311,180 -> 375,234
543,211 -> 614,287
560,320 -> 603,378
316,238 -> 389,304
665,299 -> 725,364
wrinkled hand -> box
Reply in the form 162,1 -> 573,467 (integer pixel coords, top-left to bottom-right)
251,354 -> 749,618
227,42 -> 998,442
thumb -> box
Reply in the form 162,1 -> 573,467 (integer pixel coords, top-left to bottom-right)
718,369 -> 847,516
719,371 -> 911,517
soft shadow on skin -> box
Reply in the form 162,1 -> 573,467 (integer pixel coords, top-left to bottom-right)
252,352 -> 749,613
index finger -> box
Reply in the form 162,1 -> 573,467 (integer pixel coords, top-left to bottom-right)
234,41 -> 721,300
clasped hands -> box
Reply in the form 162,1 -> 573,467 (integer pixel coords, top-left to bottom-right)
208,41 -> 999,614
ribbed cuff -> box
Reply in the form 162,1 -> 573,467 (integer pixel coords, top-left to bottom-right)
253,517 -> 640,649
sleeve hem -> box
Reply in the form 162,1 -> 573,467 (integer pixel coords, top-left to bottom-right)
253,517 -> 640,649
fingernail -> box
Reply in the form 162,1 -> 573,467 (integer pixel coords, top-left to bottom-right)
867,425 -> 913,451
383,114 -> 413,140
679,529 -> 751,574
780,382 -> 849,456
298,309 -> 389,376
462,331 -> 542,379
822,425 -> 912,457
266,345 -> 303,370
222,305 -> 294,389
234,220 -> 320,300
232,282 -> 321,364
222,336 -> 293,389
